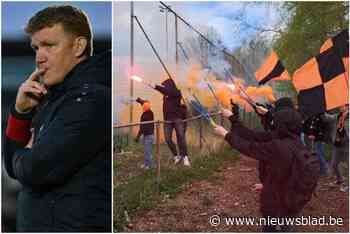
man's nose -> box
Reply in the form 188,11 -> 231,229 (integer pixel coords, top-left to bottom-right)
36,48 -> 47,67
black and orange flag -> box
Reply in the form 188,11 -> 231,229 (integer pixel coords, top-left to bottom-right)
293,29 -> 349,118
255,51 -> 290,85
320,29 -> 349,87
320,29 -> 349,57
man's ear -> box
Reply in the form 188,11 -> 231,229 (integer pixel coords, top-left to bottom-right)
74,36 -> 88,57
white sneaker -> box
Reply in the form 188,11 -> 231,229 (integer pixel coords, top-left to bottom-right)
340,185 -> 348,193
183,156 -> 191,167
140,164 -> 150,170
174,155 -> 181,164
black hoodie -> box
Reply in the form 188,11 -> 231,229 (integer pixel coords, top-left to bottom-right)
224,108 -> 308,217
4,51 -> 111,232
155,78 -> 183,120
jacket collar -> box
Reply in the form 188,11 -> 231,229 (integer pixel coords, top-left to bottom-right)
49,56 -> 91,95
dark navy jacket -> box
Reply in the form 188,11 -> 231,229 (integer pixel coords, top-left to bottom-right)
154,78 -> 183,121
4,51 -> 111,232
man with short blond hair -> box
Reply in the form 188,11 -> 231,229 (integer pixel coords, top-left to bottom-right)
4,5 -> 111,232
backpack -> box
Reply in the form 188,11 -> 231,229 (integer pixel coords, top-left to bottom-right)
285,141 -> 320,214
334,127 -> 348,147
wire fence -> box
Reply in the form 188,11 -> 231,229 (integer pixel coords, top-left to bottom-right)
114,92 -> 293,231
114,109 -> 263,192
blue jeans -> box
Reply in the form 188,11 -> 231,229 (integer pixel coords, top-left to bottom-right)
315,141 -> 328,175
300,133 -> 306,146
304,137 -> 328,175
331,141 -> 348,183
143,135 -> 154,167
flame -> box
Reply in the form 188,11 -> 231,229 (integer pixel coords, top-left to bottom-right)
131,75 -> 143,82
227,84 -> 235,91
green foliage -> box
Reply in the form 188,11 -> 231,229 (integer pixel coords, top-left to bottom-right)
232,37 -> 271,85
274,2 -> 348,71
273,2 -> 348,94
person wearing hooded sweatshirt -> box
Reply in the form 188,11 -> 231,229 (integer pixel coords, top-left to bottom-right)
4,6 -> 111,232
253,97 -> 297,194
214,97 -> 318,232
153,78 -> 190,166
329,105 -> 349,191
302,114 -> 329,176
135,98 -> 155,169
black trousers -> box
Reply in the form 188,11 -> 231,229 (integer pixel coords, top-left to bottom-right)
164,119 -> 188,157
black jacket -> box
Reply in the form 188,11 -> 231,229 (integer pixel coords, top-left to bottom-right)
135,98 -> 154,137
224,111 -> 306,217
4,51 -> 112,232
154,79 -> 183,121
137,111 -> 154,137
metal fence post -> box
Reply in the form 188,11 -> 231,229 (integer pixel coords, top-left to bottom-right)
242,110 -> 246,125
199,118 -> 203,149
156,121 -> 161,195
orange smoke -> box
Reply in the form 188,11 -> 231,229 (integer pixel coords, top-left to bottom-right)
216,87 -> 232,107
187,64 -> 202,87
246,86 -> 258,99
258,86 -> 276,103
245,85 -> 276,103
234,78 -> 245,87
231,94 -> 254,112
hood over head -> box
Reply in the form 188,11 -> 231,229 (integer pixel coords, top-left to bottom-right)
274,108 -> 302,138
161,78 -> 177,90
274,97 -> 294,112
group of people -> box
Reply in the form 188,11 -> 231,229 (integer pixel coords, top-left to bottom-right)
135,76 -> 349,232
214,97 -> 348,232
301,107 -> 349,191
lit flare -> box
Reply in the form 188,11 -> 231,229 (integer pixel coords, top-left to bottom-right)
131,75 -> 143,82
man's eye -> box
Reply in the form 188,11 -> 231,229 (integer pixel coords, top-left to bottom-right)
42,43 -> 54,48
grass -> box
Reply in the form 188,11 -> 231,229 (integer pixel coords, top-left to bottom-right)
113,144 -> 239,232
113,115 -> 262,232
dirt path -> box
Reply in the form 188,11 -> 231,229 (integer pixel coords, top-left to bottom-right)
125,155 -> 349,232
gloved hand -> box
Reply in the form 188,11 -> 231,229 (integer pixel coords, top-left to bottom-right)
142,79 -> 155,89
229,99 -> 240,122
256,105 -> 268,115
213,124 -> 228,137
231,102 -> 240,117
136,97 -> 144,105
221,108 -> 233,118
254,103 -> 268,115
251,183 -> 263,192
